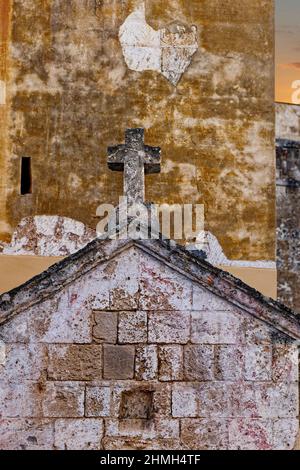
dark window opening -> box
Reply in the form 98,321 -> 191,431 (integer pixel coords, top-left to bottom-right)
20,157 -> 32,195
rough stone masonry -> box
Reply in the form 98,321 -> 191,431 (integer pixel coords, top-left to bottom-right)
276,103 -> 300,313
0,234 -> 299,450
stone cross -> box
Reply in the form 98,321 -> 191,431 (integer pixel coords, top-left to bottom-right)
107,128 -> 161,205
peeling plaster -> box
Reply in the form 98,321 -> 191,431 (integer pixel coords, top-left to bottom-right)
3,216 -> 96,256
119,2 -> 198,86
188,231 -> 276,269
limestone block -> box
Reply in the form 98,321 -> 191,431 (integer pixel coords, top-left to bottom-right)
198,383 -> 232,418
183,345 -> 214,381
0,311 -> 29,343
0,343 -> 47,381
272,343 -> 299,382
0,382 -> 43,418
48,345 -> 102,381
155,418 -> 180,440
108,249 -> 139,310
181,418 -> 229,450
172,384 -> 198,418
244,344 -> 272,381
85,386 -> 111,418
66,268 -> 110,311
152,384 -> 172,417
54,418 -> 103,450
244,319 -> 272,345
192,285 -> 232,311
158,345 -> 183,381
0,419 -> 54,450
27,294 -> 92,344
255,383 -> 299,419
191,310 -> 241,344
102,437 -> 184,450
103,345 -> 135,380
215,345 -> 244,381
139,253 -> 192,311
118,311 -> 147,343
276,103 -> 300,141
273,418 -> 299,450
135,345 -> 158,380
228,382 -> 257,417
148,311 -> 190,344
225,382 -> 298,420
228,418 -> 273,450
105,418 -> 178,440
92,311 -> 118,343
42,382 -> 85,418
105,419 -> 155,440
219,379 -> 261,418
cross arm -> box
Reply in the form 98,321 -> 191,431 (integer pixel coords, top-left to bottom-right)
144,145 -> 161,174
107,145 -> 126,171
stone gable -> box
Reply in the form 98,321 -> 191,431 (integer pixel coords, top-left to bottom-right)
0,239 -> 299,450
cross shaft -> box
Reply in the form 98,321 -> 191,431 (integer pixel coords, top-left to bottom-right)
107,128 -> 161,204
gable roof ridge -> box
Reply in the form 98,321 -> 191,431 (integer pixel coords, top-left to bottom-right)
0,232 -> 299,340
0,237 -> 134,324
134,238 -> 300,339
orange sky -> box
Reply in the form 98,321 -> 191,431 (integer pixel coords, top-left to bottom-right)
276,0 -> 300,103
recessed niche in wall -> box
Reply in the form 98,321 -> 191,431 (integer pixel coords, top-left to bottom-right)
119,390 -> 153,420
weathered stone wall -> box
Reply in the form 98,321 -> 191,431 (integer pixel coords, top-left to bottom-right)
0,0 -> 11,240
276,103 -> 300,142
277,180 -> 300,312
0,0 -> 275,261
0,246 -> 298,450
276,103 -> 300,312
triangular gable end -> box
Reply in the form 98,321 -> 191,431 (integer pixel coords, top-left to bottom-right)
0,235 -> 299,451
0,235 -> 299,341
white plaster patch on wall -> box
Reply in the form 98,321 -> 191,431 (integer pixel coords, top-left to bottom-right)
0,80 -> 6,105
3,216 -> 96,256
187,231 -> 276,269
119,2 -> 198,86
